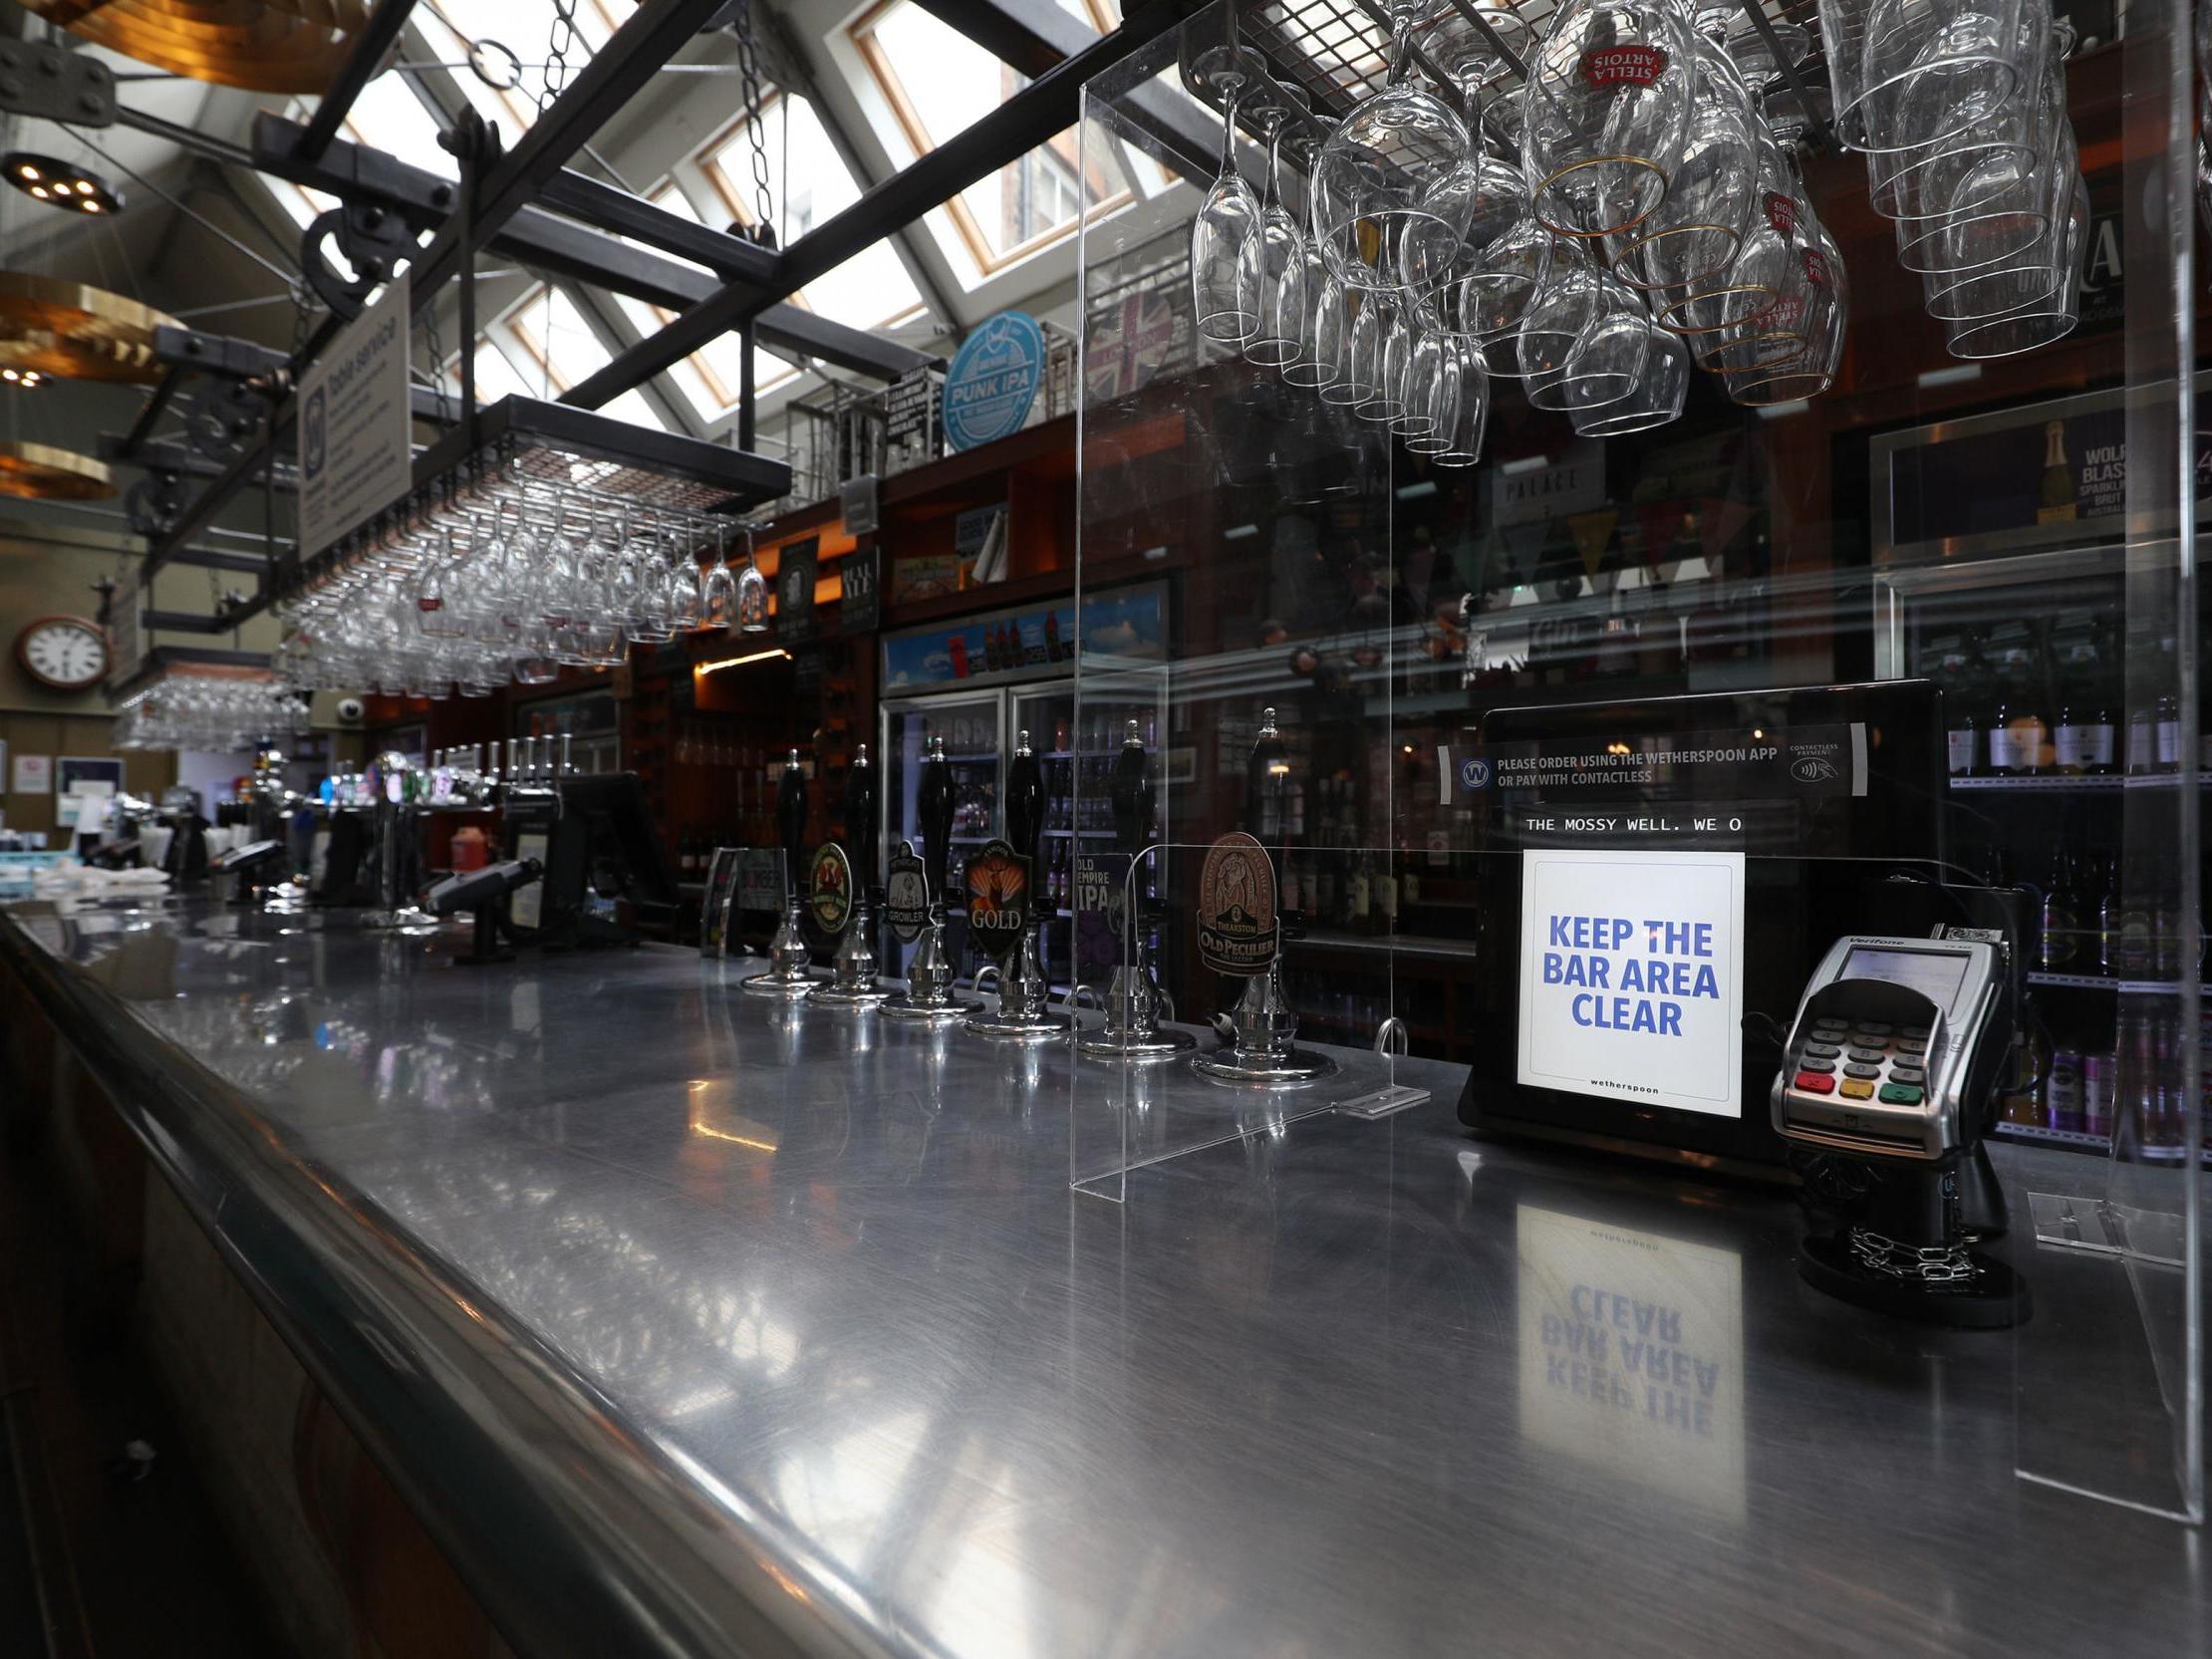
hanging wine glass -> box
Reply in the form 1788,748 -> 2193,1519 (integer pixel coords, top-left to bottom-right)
1657,123 -> 1800,336
1607,35 -> 1758,296
1311,0 -> 1476,293
702,524 -> 737,630
1398,3 -> 1539,298
1191,45 -> 1265,345
1243,89 -> 1309,367
736,525 -> 770,634
1521,0 -> 1697,238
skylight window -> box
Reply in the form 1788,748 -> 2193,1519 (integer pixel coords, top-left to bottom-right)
608,182 -> 798,416
850,0 -> 1129,277
702,92 -> 924,334
494,285 -> 670,430
415,0 -> 638,144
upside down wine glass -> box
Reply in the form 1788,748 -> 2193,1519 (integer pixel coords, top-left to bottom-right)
1312,0 -> 1476,294
1193,57 -> 1263,345
1521,0 -> 1697,239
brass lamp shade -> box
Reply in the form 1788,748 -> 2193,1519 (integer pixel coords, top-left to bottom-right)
18,0 -> 367,95
0,441 -> 116,500
0,272 -> 176,385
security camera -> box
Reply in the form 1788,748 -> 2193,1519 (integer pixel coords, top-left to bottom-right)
336,696 -> 365,724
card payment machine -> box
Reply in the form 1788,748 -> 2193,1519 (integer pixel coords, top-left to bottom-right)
1772,934 -> 2028,1328
1773,935 -> 2004,1161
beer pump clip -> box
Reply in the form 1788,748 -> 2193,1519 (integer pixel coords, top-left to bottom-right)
966,729 -> 1069,1041
742,749 -> 823,996
1193,708 -> 1338,1086
1076,719 -> 1194,1060
882,733 -> 979,1023
810,744 -> 891,1008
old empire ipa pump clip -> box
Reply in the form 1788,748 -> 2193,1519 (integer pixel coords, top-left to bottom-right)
967,728 -> 1069,1041
743,749 -> 822,996
1077,718 -> 1193,1059
1193,708 -> 1338,1086
884,734 -> 978,1023
811,744 -> 890,1009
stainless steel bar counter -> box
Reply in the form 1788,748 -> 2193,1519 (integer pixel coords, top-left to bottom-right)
2,896 -> 2203,1657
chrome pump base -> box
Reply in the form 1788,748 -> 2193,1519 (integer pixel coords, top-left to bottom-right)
1192,962 -> 1338,1087
742,896 -> 821,997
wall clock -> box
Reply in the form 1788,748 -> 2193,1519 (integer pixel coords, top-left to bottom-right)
16,614 -> 109,691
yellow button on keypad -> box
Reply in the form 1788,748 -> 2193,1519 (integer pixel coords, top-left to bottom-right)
1839,1079 -> 1876,1100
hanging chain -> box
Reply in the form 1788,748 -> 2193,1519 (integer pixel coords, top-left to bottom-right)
1845,1228 -> 1981,1286
728,0 -> 777,246
423,299 -> 452,428
540,0 -> 581,115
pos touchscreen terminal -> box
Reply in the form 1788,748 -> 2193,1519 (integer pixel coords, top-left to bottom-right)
1455,681 -> 1951,1176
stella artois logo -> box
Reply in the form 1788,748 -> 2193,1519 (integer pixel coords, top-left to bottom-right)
1196,832 -> 1278,976
1579,45 -> 1668,91
807,843 -> 852,936
965,838 -> 1029,964
1800,248 -> 1830,288
1764,192 -> 1797,237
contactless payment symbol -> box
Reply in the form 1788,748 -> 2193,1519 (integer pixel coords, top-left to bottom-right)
808,843 -> 852,935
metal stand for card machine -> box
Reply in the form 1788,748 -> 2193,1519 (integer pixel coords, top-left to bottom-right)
967,729 -> 1068,1042
1193,710 -> 1336,1087
1078,720 -> 1193,1061
883,735 -> 977,1024
743,750 -> 823,998
811,745 -> 890,1009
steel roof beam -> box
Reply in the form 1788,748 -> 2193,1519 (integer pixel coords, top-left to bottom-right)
558,0 -> 1206,411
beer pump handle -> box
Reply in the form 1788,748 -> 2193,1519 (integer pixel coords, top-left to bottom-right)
1248,706 -> 1302,939
846,744 -> 878,892
777,749 -> 808,887
918,735 -> 954,899
1246,706 -> 1286,845
1005,729 -> 1044,874
1109,719 -> 1153,858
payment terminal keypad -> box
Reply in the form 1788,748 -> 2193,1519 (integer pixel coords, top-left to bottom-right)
1791,1021 -> 1932,1106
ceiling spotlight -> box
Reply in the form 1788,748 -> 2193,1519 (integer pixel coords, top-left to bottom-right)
0,367 -> 46,389
2,152 -> 123,216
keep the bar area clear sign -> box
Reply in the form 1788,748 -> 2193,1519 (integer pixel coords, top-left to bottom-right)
1518,849 -> 1748,1119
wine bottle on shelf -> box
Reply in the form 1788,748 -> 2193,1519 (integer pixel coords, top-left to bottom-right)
2036,419 -> 2078,523
2056,698 -> 2115,776
1988,650 -> 2047,776
2039,848 -> 2078,972
1945,696 -> 1981,780
2109,854 -> 2155,978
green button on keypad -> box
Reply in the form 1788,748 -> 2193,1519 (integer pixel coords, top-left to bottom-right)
1878,1082 -> 1924,1106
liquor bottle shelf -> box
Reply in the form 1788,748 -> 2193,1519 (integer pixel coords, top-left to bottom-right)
2026,970 -> 2186,994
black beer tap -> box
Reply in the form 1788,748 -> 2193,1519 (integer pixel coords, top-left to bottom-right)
918,734 -> 955,920
884,733 -> 975,1021
743,747 -> 821,995
1077,716 -> 1194,1060
967,727 -> 1066,1038
777,747 -> 808,901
